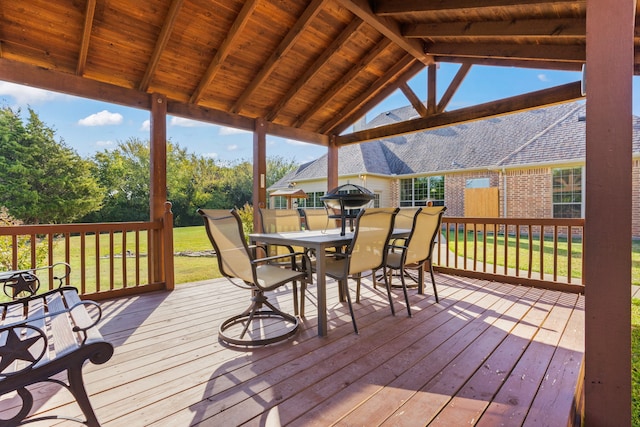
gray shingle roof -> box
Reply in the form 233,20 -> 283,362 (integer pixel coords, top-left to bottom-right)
271,101 -> 639,189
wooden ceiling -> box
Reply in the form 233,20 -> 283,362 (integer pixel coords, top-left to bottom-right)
0,1 -> 637,147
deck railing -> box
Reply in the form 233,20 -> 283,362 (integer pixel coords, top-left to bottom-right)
434,217 -> 585,293
0,205 -> 174,301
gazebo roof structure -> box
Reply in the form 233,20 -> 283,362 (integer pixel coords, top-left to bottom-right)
2,1 -> 636,145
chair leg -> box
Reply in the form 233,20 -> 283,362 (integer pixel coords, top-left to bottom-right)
355,273 -> 361,303
299,281 -> 306,317
399,266 -> 412,317
429,261 -> 439,303
343,279 -> 358,334
292,281 -> 299,316
382,267 -> 396,316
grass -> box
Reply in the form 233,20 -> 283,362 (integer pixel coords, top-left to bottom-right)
633,299 -> 640,424
448,230 -> 640,286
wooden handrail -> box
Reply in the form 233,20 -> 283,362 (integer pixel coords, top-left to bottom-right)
434,217 -> 585,294
0,220 -> 168,301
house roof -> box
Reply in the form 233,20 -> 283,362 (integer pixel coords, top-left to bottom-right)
272,101 -> 640,188
3,1 -> 636,147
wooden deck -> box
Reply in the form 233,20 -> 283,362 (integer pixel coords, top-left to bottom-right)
3,273 -> 585,426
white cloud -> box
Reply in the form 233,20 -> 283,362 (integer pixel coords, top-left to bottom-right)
219,126 -> 250,135
227,144 -> 238,151
140,120 -> 150,131
537,73 -> 550,82
203,152 -> 218,159
170,117 -> 213,127
285,139 -> 307,146
78,110 -> 123,126
0,82 -> 61,105
96,140 -> 115,148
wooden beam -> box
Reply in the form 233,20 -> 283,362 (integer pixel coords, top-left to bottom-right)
374,0 -> 582,15
0,57 -> 328,146
584,0 -> 634,424
404,18 -> 585,39
399,82 -> 427,117
76,0 -> 96,76
322,55 -> 419,134
149,93 -> 167,285
336,0 -> 433,65
253,118 -> 267,230
327,136 -> 339,192
434,55 -> 583,71
335,81 -> 583,145
437,62 -> 472,112
427,64 -> 436,114
189,0 -> 258,104
265,17 -> 365,122
0,58 -> 151,110
425,41 -> 585,63
232,0 -> 324,114
294,38 -> 393,128
139,0 -> 184,91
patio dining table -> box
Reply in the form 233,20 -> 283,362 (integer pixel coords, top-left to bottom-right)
249,227 -> 409,337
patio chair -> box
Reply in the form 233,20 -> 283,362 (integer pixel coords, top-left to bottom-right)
258,208 -> 304,257
385,206 -> 447,315
324,207 -> 399,334
300,208 -> 337,231
197,208 -> 310,346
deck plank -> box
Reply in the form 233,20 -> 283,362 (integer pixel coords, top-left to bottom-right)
3,274 -> 584,426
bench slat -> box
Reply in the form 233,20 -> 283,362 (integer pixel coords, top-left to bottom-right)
45,291 -> 80,360
62,288 -> 103,343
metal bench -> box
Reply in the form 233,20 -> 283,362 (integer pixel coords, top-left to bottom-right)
0,264 -> 113,426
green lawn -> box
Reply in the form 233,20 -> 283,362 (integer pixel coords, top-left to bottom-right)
448,230 -> 640,286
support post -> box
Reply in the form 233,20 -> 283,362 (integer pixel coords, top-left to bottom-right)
584,0 -> 635,424
253,118 -> 267,232
327,135 -> 339,192
150,93 -> 168,286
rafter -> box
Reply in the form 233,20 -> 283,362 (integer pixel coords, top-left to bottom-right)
426,42 -> 585,63
294,38 -> 393,128
335,81 -> 583,145
427,63 -> 436,114
190,0 -> 259,104
265,17 -> 365,122
139,0 -> 184,91
326,55 -> 422,134
331,59 -> 424,135
399,82 -> 427,117
374,0 -> 582,15
336,0 -> 433,65
404,18 -> 585,39
232,0 -> 324,114
437,62 -> 472,112
76,0 -> 96,76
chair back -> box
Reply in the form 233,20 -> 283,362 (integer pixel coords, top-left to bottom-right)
348,207 -> 399,275
394,207 -> 420,230
258,208 -> 303,256
197,209 -> 254,283
404,206 -> 447,265
301,208 -> 337,231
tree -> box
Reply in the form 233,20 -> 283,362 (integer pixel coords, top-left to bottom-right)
0,107 -> 103,224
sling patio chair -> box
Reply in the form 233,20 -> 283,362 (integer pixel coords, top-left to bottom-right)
300,208 -> 338,232
197,208 -> 311,346
324,207 -> 399,334
384,206 -> 447,316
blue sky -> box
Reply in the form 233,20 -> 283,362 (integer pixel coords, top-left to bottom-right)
0,63 -> 638,164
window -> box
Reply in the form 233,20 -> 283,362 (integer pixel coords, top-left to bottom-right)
400,176 -> 445,207
299,192 -> 325,208
552,167 -> 583,218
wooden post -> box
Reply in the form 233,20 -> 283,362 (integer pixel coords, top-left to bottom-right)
163,202 -> 175,291
253,118 -> 267,232
327,135 -> 339,192
584,0 -> 635,424
427,63 -> 436,114
150,93 -> 168,285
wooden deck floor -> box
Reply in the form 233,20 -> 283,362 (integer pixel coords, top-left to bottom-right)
4,273 -> 585,426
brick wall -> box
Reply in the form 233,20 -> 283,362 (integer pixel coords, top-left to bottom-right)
445,171 -> 500,217
502,168 -> 552,218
